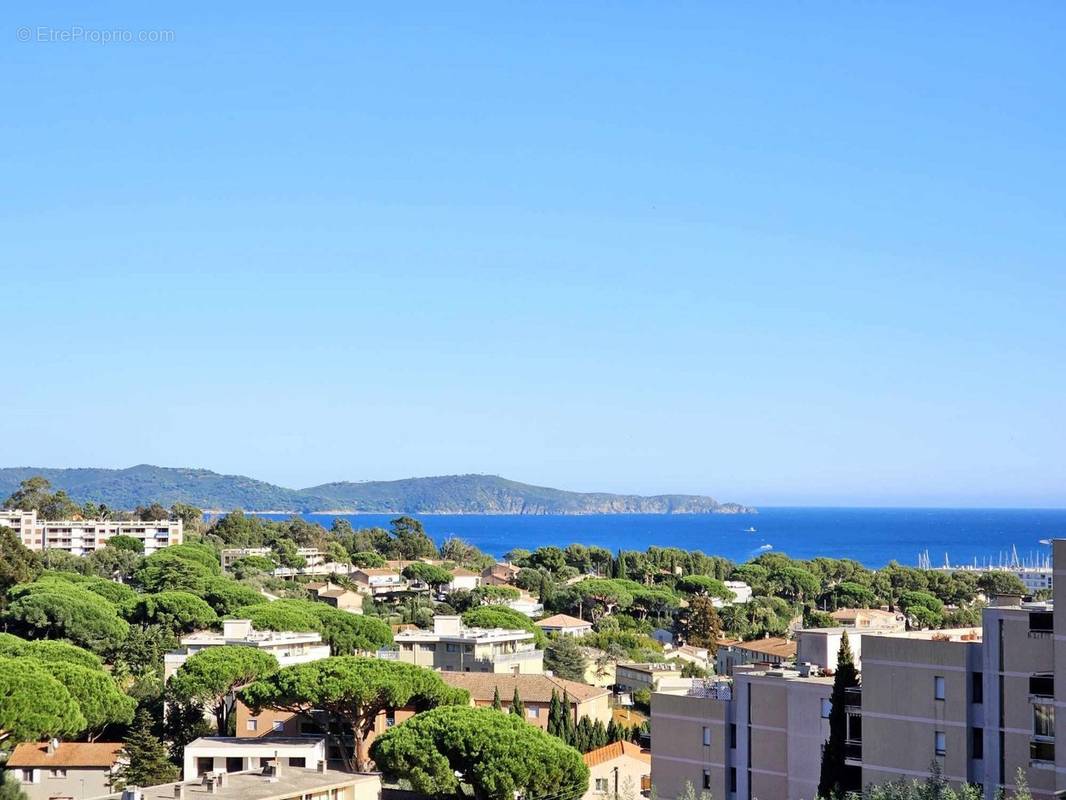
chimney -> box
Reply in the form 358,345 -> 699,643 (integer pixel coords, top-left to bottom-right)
174,784 -> 185,800
47,738 -> 60,755
273,752 -> 281,778
217,772 -> 226,788
317,760 -> 328,774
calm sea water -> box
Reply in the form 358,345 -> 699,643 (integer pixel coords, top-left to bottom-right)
248,507 -> 1066,568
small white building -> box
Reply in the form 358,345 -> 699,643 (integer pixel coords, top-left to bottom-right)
535,613 -> 593,637
444,567 -> 482,593
164,620 -> 331,679
712,580 -> 753,608
582,740 -> 650,800
183,737 -> 327,780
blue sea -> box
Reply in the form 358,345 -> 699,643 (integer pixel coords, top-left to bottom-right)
247,507 -> 1066,568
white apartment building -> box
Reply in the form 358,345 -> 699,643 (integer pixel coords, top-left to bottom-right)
183,737 -> 328,780
164,620 -> 331,679
0,509 -> 182,556
387,615 -> 544,674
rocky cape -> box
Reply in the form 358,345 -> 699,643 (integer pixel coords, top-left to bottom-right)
0,466 -> 755,515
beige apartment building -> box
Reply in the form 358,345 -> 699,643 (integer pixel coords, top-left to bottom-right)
386,615 -> 544,674
0,508 -> 182,555
165,620 -> 331,680
651,539 -> 1066,800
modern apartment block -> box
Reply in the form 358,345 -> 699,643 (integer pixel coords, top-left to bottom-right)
165,619 -> 331,680
385,615 -> 544,674
651,667 -> 832,800
652,539 -> 1066,800
0,509 -> 182,555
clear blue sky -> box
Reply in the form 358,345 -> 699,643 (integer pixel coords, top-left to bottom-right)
2,3 -> 1064,507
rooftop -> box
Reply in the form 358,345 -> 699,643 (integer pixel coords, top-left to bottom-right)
583,741 -> 650,768
8,742 -> 123,768
866,627 -> 983,643
185,737 -> 325,749
721,637 -> 797,659
100,768 -> 379,800
439,671 -> 608,703
534,613 -> 591,629
448,567 -> 480,577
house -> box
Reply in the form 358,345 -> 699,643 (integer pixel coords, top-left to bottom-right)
315,587 -> 364,614
91,762 -> 380,800
444,567 -> 482,593
507,596 -> 545,617
439,671 -> 611,729
614,663 -> 686,695
481,562 -> 521,586
714,637 -> 796,676
582,741 -> 651,800
534,613 -> 593,637
713,580 -> 753,608
7,741 -> 123,800
350,568 -> 407,596
664,644 -> 712,672
829,607 -> 906,630
183,737 -> 327,780
164,620 -> 331,679
387,615 -> 543,674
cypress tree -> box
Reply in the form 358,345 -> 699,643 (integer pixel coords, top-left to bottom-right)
817,631 -> 861,799
560,690 -> 575,744
114,709 -> 178,789
491,685 -> 502,711
592,718 -> 609,749
607,719 -> 622,743
509,686 -> 524,717
547,690 -> 562,737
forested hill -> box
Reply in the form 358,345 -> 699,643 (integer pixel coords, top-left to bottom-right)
0,466 -> 754,515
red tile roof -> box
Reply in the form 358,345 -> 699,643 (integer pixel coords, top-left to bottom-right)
582,740 -> 650,767
535,613 -> 591,629
8,742 -> 124,768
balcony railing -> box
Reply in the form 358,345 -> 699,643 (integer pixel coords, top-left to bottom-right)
376,649 -> 400,660
1029,675 -> 1054,697
844,740 -> 862,762
844,687 -> 862,708
688,679 -> 732,701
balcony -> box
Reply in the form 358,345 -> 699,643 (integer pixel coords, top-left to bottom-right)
844,687 -> 862,708
376,649 -> 400,660
1028,611 -> 1053,638
844,740 -> 862,763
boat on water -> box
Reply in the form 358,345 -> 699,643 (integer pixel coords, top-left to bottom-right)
758,544 -> 772,551
744,526 -> 757,533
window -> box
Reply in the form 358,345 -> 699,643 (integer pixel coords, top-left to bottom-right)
729,768 -> 737,794
289,758 -> 306,768
934,731 -> 946,757
20,770 -> 33,783
446,644 -> 460,653
197,758 -> 214,776
1034,703 -> 1055,739
247,718 -> 258,732
821,698 -> 833,719
972,672 -> 983,704
49,770 -> 67,778
1030,674 -> 1054,697
729,723 -> 737,749
971,727 -> 983,760
226,757 -> 242,773
934,676 -> 945,701
272,720 -> 284,732
702,726 -> 711,746
594,778 -> 609,793
527,708 -> 538,719
703,770 -> 711,790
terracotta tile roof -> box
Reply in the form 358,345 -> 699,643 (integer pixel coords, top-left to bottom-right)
535,613 -> 591,629
8,742 -> 123,768
440,672 -> 608,704
582,740 -> 650,767
317,589 -> 358,598
354,568 -> 401,577
729,637 -> 796,659
449,567 -> 479,577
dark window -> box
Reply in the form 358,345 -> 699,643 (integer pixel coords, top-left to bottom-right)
225,757 -> 242,773
1030,674 -> 1054,697
289,758 -> 306,768
971,672 -> 983,704
197,758 -> 213,776
971,727 -> 983,760
702,770 -> 711,790
1029,611 -> 1053,633
729,723 -> 737,749
729,767 -> 737,793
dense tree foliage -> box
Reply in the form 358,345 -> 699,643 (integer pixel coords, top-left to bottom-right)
168,646 -> 278,734
544,635 -> 589,681
37,660 -> 136,738
241,656 -> 467,771
113,709 -> 178,788
0,657 -> 87,744
370,705 -> 589,800
0,527 -> 39,594
122,591 -> 218,634
4,579 -> 130,655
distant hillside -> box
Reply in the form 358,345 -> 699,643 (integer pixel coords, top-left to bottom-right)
0,466 -> 754,515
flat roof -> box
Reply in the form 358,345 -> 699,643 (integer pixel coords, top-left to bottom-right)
185,737 -> 325,749
96,768 -> 378,800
